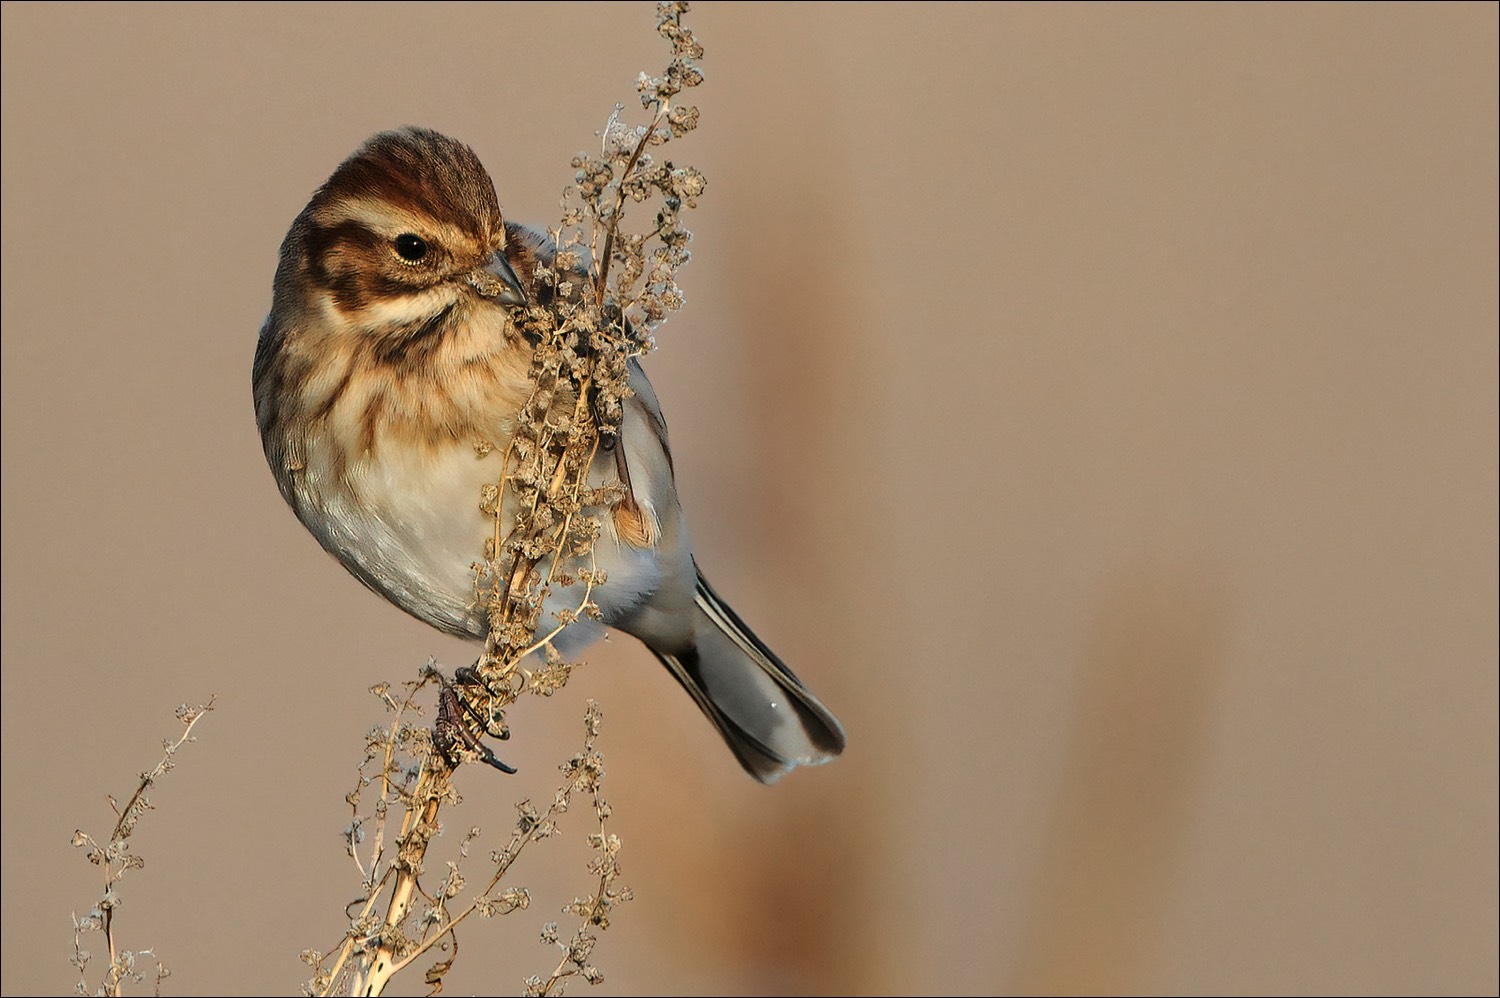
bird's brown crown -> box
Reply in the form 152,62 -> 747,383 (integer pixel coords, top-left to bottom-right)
310,127 -> 502,239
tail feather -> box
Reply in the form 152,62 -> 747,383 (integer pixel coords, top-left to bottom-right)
651,573 -> 846,784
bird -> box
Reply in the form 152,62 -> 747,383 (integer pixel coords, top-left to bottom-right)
252,126 -> 845,783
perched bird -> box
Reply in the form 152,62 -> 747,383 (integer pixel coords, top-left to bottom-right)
253,126 -> 845,783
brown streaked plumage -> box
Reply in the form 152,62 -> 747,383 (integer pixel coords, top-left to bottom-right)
254,126 -> 845,783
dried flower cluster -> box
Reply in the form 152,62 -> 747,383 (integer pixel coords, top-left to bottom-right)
70,699 -> 215,996
474,0 -> 705,679
301,674 -> 623,996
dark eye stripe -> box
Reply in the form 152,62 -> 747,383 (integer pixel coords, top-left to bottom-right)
303,219 -> 447,311
303,220 -> 381,290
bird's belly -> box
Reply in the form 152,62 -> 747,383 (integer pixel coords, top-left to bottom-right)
292,437 -> 662,649
292,439 -> 497,637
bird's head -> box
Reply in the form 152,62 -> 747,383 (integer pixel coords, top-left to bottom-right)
273,127 -> 527,355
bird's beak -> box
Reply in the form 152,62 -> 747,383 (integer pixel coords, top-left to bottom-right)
477,249 -> 528,307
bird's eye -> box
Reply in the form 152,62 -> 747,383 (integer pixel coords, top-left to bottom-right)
393,233 -> 429,262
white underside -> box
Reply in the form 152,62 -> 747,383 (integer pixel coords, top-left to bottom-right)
293,434 -> 664,654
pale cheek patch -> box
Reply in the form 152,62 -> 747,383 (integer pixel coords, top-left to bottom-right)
317,280 -> 462,334
358,285 -> 461,328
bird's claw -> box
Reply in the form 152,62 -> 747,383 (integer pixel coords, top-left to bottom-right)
436,668 -> 516,774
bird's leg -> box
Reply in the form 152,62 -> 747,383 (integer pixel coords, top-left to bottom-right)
436,668 -> 517,774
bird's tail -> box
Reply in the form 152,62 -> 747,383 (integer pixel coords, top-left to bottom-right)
651,573 -> 847,784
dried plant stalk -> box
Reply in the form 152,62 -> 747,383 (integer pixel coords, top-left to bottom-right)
71,698 -> 216,997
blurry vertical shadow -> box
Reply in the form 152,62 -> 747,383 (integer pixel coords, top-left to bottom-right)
1011,567 -> 1226,994
683,21 -> 892,993
711,179 -> 887,997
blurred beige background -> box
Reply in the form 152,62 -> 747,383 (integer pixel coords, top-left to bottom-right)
3,3 -> 1495,995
